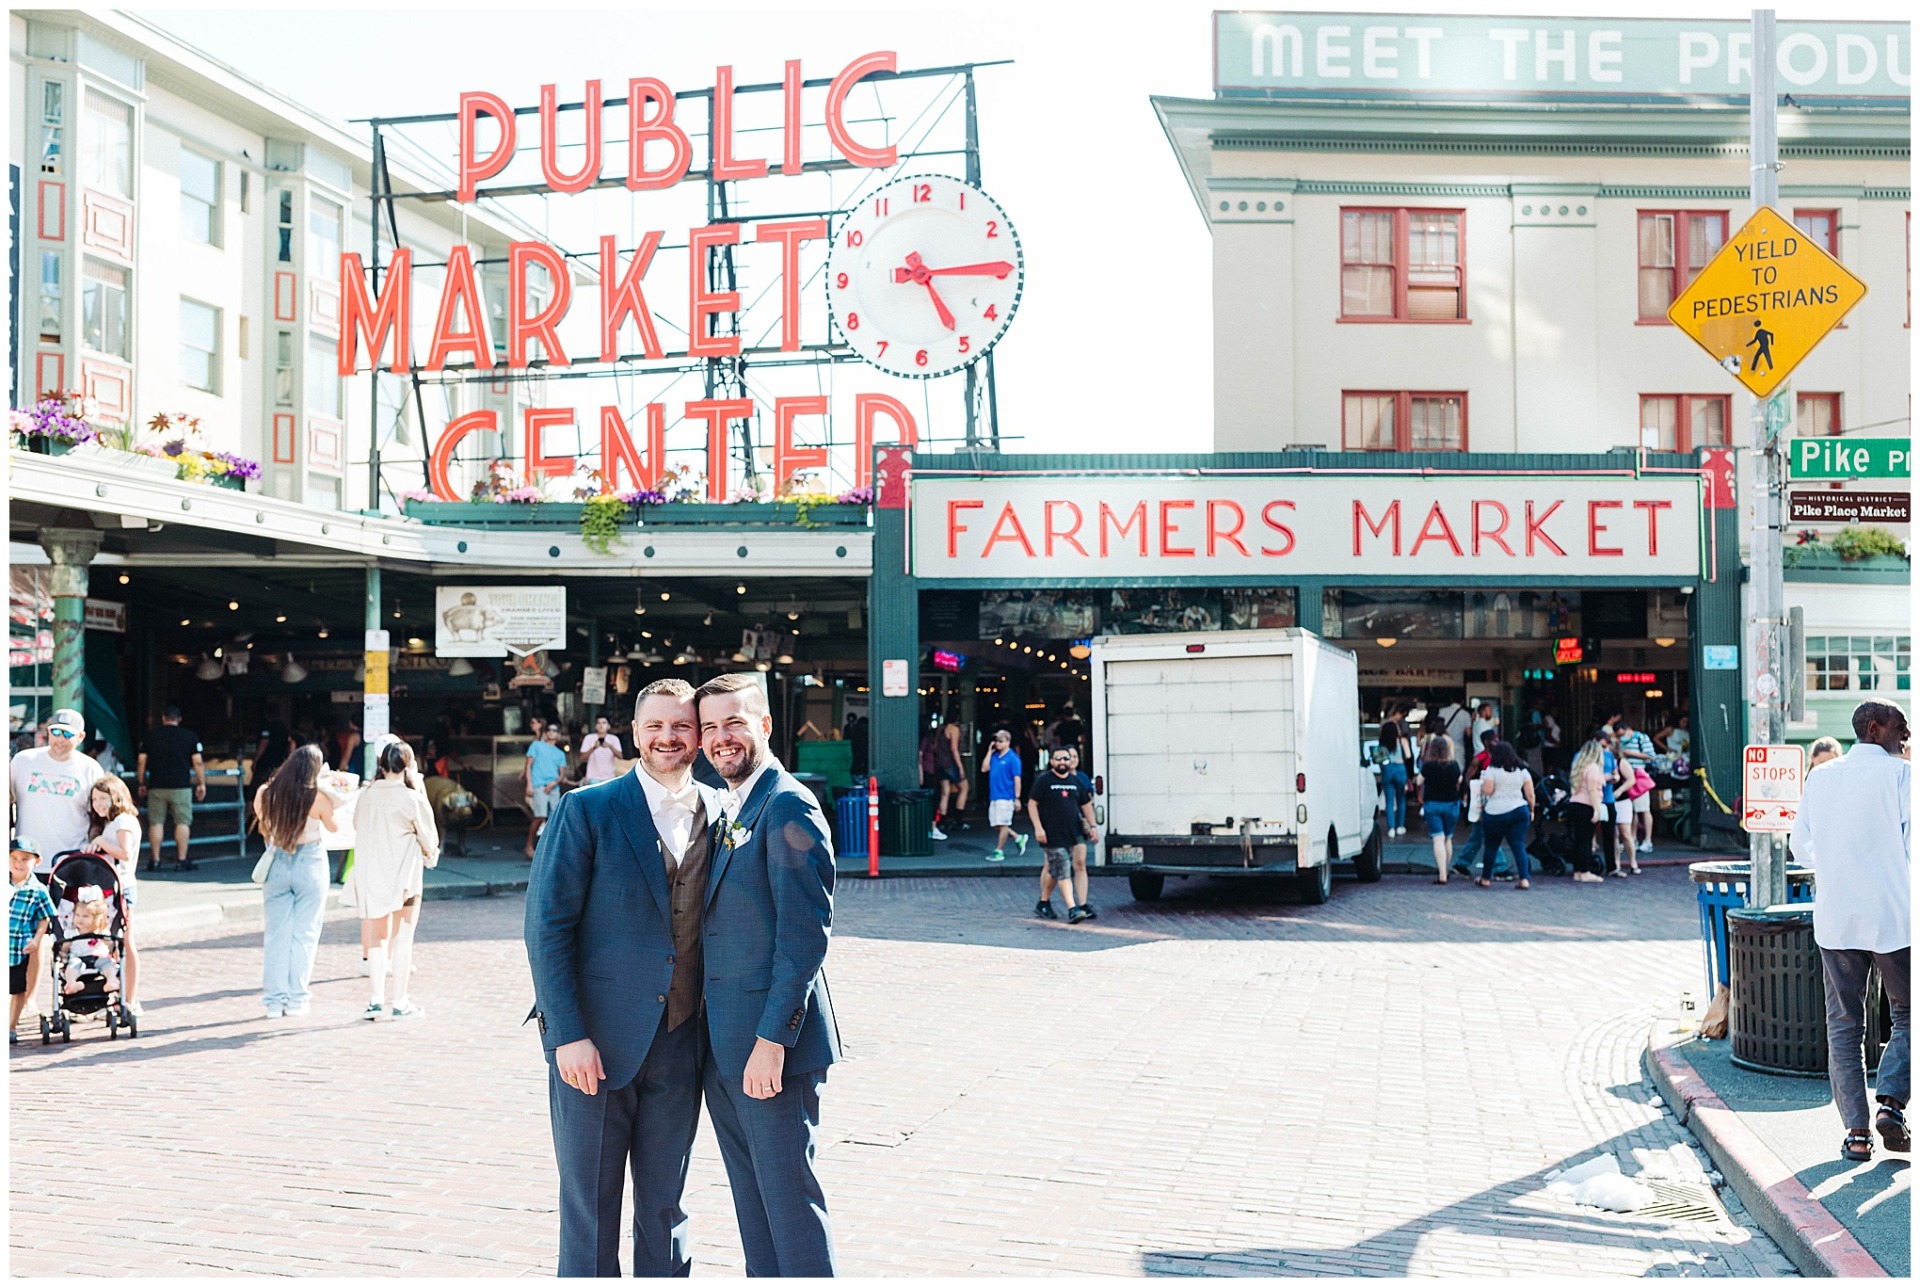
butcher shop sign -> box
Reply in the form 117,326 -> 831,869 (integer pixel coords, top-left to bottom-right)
435,585 -> 568,658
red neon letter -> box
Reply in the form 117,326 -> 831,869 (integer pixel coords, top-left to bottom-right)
781,60 -> 804,176
1159,500 -> 1197,557
1471,500 -> 1513,556
1044,501 -> 1088,557
599,232 -> 665,361
754,219 -> 827,352
457,92 -> 515,203
853,393 -> 918,488
1524,500 -> 1566,556
947,499 -> 984,558
982,503 -> 1036,558
688,224 -> 742,358
599,404 -> 664,494
773,396 -> 830,493
1587,500 -> 1624,556
424,245 -> 494,372
1633,499 -> 1673,556
826,52 -> 898,168
538,81 -> 602,194
1409,502 -> 1463,557
524,407 -> 575,481
429,410 -> 495,500
627,78 -> 691,191
709,65 -> 768,182
684,398 -> 754,501
1260,500 -> 1297,556
1353,500 -> 1402,555
339,249 -> 410,375
1206,499 -> 1249,557
508,241 -> 572,368
1098,502 -> 1148,557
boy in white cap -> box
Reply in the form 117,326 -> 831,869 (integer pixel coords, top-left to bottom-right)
9,837 -> 56,1044
9,710 -> 104,874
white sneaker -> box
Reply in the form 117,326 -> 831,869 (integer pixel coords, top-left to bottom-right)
286,1002 -> 311,1017
124,999 -> 143,1017
362,1001 -> 385,1021
388,1000 -> 425,1020
930,825 -> 948,841
358,958 -> 371,976
1638,840 -> 1653,853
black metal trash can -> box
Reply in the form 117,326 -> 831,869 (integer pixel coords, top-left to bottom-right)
879,789 -> 935,858
1728,906 -> 1828,1077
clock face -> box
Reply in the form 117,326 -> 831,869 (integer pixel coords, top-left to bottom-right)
826,174 -> 1023,380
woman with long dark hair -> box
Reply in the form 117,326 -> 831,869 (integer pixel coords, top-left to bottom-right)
256,745 -> 340,1018
1475,741 -> 1537,890
82,775 -> 143,1013
347,741 -> 439,1021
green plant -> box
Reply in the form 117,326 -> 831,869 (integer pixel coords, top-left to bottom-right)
579,493 -> 630,555
1829,525 -> 1907,561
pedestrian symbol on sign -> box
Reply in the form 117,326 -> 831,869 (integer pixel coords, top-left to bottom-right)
1746,320 -> 1776,374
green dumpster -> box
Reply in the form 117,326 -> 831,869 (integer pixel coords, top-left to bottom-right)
879,789 -> 935,858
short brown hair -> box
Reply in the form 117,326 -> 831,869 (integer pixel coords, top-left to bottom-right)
694,672 -> 769,716
637,678 -> 696,701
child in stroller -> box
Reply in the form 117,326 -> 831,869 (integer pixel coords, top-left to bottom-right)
41,852 -> 137,1043
1525,771 -> 1576,877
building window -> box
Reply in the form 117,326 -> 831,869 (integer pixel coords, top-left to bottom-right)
1639,394 -> 1730,453
1796,392 -> 1841,438
1793,209 -> 1840,257
309,197 -> 343,278
1637,210 -> 1727,320
306,333 -> 340,418
179,299 -> 220,393
1343,391 -> 1467,451
1340,208 -> 1465,321
38,253 -> 63,344
1806,635 -> 1910,693
277,189 -> 294,264
274,331 -> 294,407
179,149 -> 221,245
81,88 -> 132,196
39,80 -> 64,176
81,259 -> 129,358
239,169 -> 250,215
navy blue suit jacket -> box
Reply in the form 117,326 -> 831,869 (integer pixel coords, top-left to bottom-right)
524,772 -> 716,1090
703,762 -> 842,1080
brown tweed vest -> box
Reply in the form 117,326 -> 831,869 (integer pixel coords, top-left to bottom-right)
664,799 -> 711,1031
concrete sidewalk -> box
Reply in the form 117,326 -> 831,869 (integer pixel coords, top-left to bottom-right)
1647,1024 -> 1909,1278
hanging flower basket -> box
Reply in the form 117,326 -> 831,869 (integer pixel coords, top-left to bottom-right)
9,394 -> 98,455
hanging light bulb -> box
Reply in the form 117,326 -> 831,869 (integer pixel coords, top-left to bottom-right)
275,614 -> 288,624
281,652 -> 308,684
660,590 -> 671,601
117,573 -> 130,585
736,584 -> 747,595
228,600 -> 240,611
447,657 -> 475,677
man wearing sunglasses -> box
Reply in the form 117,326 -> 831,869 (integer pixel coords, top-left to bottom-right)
8,709 -> 104,876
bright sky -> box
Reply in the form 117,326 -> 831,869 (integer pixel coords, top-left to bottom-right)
135,0 -> 1904,465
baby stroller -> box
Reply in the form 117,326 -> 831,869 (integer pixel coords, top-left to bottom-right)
1525,772 -> 1575,877
41,851 -> 137,1043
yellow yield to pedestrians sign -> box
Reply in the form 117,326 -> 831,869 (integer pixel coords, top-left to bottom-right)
1667,206 -> 1866,399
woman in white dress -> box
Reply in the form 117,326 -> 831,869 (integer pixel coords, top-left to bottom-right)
346,741 -> 439,1021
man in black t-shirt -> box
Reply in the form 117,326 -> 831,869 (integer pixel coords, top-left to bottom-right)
138,706 -> 206,872
1027,748 -> 1099,924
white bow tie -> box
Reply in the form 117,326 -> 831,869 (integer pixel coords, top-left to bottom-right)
662,784 -> 700,811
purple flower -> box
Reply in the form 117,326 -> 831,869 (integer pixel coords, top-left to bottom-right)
835,486 -> 874,506
616,488 -> 667,506
16,397 -> 95,444
213,451 -> 262,480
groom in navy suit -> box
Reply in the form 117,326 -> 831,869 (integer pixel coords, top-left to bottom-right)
694,673 -> 842,1277
525,678 -> 722,1276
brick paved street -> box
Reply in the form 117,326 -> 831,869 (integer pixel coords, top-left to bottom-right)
9,869 -> 1797,1276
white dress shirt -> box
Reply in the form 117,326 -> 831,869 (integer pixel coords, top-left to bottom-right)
635,767 -> 704,866
718,756 -> 779,825
1789,743 -> 1911,953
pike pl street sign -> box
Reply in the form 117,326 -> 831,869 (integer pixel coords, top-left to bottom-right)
1667,206 -> 1867,398
1789,437 -> 1912,480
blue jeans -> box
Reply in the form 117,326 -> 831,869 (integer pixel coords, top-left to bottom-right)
1381,762 -> 1408,831
261,842 -> 328,1010
1480,806 -> 1532,883
1421,801 -> 1458,838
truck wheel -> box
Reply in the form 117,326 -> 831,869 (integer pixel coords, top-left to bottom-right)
1298,836 -> 1335,905
1128,872 -> 1165,902
1355,821 -> 1384,883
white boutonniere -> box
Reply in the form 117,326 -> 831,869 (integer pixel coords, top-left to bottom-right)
722,822 -> 753,851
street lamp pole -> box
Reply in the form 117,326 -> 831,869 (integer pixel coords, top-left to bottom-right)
1746,8 -> 1788,909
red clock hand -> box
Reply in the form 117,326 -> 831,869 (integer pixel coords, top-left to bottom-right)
922,280 -> 956,330
890,253 -> 956,329
925,260 -> 1015,279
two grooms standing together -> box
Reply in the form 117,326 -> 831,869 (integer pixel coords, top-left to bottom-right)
524,674 -> 841,1276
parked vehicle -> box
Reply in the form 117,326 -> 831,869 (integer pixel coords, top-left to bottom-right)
1091,628 -> 1382,904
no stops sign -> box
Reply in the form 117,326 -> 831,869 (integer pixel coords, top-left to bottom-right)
1741,743 -> 1804,834
1668,206 -> 1867,399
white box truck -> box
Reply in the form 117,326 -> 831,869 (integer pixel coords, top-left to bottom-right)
1090,628 -> 1382,904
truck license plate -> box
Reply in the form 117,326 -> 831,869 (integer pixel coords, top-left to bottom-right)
1110,845 -> 1144,865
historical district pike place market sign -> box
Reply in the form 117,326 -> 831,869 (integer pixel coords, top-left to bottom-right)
338,54 -> 1022,499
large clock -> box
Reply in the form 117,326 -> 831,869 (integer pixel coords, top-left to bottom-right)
825,174 -> 1023,379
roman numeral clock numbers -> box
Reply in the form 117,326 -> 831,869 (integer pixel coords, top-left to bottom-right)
826,174 -> 1023,380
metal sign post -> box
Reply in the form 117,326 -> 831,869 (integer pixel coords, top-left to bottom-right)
1746,9 -> 1787,910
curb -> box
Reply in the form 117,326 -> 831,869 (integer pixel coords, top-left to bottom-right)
1645,1036 -> 1888,1278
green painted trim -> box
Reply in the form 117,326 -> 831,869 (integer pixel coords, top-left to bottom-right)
912,447 -> 1702,473
1205,176 -> 1297,193
915,575 -> 1700,591
1293,179 -> 1510,198
1864,188 -> 1913,200
1785,565 -> 1912,584
1215,134 -> 1908,161
1246,180 -> 1910,202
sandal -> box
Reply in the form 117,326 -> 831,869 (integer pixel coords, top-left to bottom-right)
1876,1104 -> 1910,1153
1515,880 -> 1530,890
1476,878 -> 1492,889
1841,1129 -> 1874,1162
1432,878 -> 1448,885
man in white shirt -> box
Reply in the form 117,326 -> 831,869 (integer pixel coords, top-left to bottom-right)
9,709 -> 104,874
1789,699 -> 1911,1162
1436,701 -> 1473,770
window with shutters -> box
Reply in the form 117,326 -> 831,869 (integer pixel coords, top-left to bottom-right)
1637,210 -> 1727,320
1639,394 -> 1731,452
1340,208 -> 1465,321
1343,391 -> 1467,451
